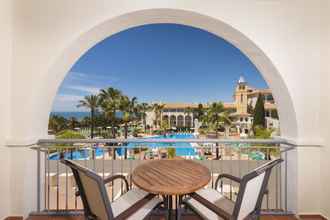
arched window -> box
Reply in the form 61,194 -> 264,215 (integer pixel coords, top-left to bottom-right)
177,115 -> 184,127
185,115 -> 192,127
170,115 -> 176,127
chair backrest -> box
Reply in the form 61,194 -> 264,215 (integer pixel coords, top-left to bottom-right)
232,159 -> 283,220
61,159 -> 114,220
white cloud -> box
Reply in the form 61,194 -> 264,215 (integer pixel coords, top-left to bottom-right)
67,71 -> 120,83
55,94 -> 83,102
52,95 -> 86,112
53,71 -> 120,111
67,85 -> 100,94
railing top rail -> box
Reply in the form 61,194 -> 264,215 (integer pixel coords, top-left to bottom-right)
37,137 -> 290,145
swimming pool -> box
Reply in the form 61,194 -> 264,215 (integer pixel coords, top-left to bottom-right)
123,133 -> 196,156
49,133 -> 196,160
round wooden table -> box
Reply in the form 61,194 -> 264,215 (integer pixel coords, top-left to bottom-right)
132,159 -> 211,219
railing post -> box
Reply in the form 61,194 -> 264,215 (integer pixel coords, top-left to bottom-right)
285,150 -> 288,212
37,147 -> 41,212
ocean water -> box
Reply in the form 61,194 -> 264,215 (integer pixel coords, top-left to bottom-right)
51,111 -> 123,120
50,112 -> 90,120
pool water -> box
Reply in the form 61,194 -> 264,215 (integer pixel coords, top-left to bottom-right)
49,133 -> 196,160
122,133 -> 196,157
48,134 -> 265,160
48,148 -> 105,160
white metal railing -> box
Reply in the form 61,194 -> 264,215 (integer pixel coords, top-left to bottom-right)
32,138 -> 295,216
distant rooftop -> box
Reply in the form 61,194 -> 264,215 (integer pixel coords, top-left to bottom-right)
160,102 -> 236,109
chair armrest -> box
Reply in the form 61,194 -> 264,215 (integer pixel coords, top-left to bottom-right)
214,174 -> 241,190
189,192 -> 231,220
104,174 -> 129,192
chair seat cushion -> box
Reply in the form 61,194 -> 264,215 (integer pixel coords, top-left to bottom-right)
112,188 -> 161,219
185,188 -> 235,220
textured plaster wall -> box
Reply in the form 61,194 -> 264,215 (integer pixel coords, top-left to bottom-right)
0,0 -> 12,218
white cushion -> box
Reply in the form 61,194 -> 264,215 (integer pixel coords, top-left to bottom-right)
185,188 -> 234,220
112,188 -> 161,220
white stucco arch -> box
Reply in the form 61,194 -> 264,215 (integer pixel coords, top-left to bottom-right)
5,2 -> 330,217
35,8 -> 298,140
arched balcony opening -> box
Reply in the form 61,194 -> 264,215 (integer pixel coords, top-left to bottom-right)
177,115 -> 184,128
185,115 -> 192,128
170,115 -> 177,128
18,8 -> 303,218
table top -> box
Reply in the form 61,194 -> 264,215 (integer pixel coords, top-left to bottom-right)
132,159 -> 211,195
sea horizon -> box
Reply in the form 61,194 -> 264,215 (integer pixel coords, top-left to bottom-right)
50,111 -> 89,120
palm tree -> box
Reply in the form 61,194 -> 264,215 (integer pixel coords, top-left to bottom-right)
152,103 -> 165,129
137,102 -> 151,133
48,115 -> 68,133
48,115 -> 68,134
99,87 -> 122,138
204,102 -> 232,159
117,96 -> 138,159
220,111 -> 232,137
204,102 -> 232,137
194,103 -> 205,121
77,95 -> 99,138
67,117 -> 79,130
48,116 -> 59,133
80,116 -> 91,128
119,96 -> 138,138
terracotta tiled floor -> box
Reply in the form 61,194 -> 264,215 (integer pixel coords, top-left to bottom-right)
27,214 -> 299,220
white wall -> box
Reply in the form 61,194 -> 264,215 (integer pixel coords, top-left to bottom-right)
9,0 -> 325,143
320,1 -> 330,218
2,0 -> 329,217
0,0 -> 12,218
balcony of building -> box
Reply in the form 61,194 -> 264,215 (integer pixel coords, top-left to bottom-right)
21,138 -> 295,220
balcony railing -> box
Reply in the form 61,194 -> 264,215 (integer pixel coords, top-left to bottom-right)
32,137 -> 295,216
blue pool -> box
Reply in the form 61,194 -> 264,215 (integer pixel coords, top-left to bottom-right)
122,133 -> 196,156
49,133 -> 196,160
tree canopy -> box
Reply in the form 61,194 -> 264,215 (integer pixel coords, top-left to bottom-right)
252,94 -> 266,129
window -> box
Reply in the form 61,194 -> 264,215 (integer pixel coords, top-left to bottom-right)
241,94 -> 243,103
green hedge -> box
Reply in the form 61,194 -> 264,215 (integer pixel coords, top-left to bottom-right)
56,130 -> 85,139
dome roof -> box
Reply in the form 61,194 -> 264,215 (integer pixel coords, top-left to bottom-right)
238,76 -> 246,84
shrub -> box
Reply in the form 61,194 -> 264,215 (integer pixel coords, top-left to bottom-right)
167,148 -> 176,158
254,126 -> 272,139
56,130 -> 85,139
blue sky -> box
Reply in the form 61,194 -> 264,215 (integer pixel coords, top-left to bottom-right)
52,24 -> 268,112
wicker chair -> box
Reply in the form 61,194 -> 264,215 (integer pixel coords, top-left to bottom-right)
183,159 -> 283,220
61,159 -> 161,220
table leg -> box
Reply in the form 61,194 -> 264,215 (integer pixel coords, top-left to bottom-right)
165,195 -> 182,220
168,195 -> 172,220
176,195 -> 182,220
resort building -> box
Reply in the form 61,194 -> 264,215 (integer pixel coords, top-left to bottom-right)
146,76 -> 280,135
230,76 -> 279,135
